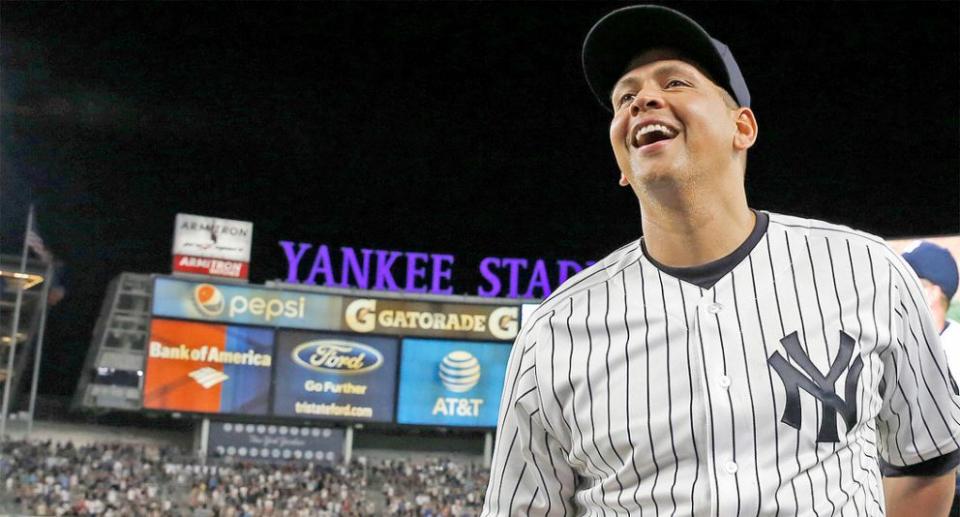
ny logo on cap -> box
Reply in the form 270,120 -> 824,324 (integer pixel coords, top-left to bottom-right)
768,330 -> 863,443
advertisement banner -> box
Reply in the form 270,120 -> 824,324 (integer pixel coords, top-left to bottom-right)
342,298 -> 520,342
208,421 -> 344,463
272,330 -> 399,423
152,277 -> 343,330
173,213 -> 253,263
172,255 -> 249,279
143,319 -> 274,415
396,338 -> 512,427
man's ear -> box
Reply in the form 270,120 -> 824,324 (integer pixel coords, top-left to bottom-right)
932,284 -> 950,312
619,172 -> 629,187
733,107 -> 758,151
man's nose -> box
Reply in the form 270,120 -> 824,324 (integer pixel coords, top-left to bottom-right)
630,91 -> 664,116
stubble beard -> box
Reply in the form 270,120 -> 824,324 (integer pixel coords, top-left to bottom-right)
628,152 -> 709,211
629,152 -> 686,189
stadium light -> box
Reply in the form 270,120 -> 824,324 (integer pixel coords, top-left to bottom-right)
0,270 -> 45,290
1,333 -> 27,345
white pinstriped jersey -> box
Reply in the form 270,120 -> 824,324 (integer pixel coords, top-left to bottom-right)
482,211 -> 960,516
940,321 -> 960,386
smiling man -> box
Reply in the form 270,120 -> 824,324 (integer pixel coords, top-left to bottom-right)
482,5 -> 959,516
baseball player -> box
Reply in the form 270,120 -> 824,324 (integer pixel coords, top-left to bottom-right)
482,5 -> 960,516
902,241 -> 960,376
901,241 -> 960,516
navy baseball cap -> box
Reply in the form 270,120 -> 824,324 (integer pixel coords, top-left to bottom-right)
582,5 -> 751,112
902,241 -> 959,300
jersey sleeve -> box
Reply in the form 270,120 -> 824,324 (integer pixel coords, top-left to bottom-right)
875,255 -> 960,476
481,317 -> 577,516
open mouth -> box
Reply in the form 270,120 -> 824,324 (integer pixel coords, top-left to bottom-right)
631,123 -> 679,149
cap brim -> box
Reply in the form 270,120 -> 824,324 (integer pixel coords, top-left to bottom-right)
582,5 -> 732,112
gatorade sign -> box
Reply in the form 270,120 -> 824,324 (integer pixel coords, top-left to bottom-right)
342,298 -> 519,341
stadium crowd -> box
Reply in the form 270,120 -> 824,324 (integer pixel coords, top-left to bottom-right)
0,439 -> 489,516
374,457 -> 488,516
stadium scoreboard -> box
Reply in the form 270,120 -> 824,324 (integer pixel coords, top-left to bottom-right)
144,276 -> 532,428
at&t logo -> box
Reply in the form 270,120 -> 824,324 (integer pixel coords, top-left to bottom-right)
439,351 -> 481,392
194,284 -> 225,317
432,350 -> 484,418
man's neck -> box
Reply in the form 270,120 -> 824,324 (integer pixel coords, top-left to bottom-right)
638,184 -> 755,268
932,305 -> 948,334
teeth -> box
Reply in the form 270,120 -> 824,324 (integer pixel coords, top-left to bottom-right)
632,122 -> 677,147
639,124 -> 670,135
637,124 -> 676,137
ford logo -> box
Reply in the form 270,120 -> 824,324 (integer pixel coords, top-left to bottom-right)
292,340 -> 383,374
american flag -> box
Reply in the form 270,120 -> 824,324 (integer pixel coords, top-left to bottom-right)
26,226 -> 53,263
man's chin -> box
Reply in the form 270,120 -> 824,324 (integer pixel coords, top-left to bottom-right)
628,161 -> 685,187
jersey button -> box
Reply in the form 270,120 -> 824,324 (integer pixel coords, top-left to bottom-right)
707,302 -> 723,314
724,461 -> 738,474
718,376 -> 731,389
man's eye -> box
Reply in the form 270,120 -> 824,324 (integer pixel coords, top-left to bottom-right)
665,79 -> 688,88
616,93 -> 636,108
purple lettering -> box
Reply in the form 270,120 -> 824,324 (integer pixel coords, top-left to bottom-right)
279,241 -> 312,283
304,245 -> 336,286
404,252 -> 430,293
374,250 -> 402,291
340,247 -> 373,289
502,258 -> 528,298
556,259 -> 584,286
477,257 -> 502,297
281,241 -> 592,297
523,259 -> 552,298
429,254 -> 455,295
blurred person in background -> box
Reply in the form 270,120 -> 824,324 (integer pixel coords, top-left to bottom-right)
902,241 -> 960,375
902,239 -> 960,517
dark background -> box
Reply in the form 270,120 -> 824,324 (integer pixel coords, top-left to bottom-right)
2,2 -> 957,398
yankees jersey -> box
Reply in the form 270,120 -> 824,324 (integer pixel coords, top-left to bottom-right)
482,211 -> 960,516
941,320 -> 960,385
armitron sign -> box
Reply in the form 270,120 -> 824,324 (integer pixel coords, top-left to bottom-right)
173,213 -> 253,279
175,255 -> 248,279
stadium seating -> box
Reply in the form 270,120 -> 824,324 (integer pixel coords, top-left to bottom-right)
1,439 -> 489,516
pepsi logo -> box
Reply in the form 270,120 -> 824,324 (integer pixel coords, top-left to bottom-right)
439,351 -> 481,393
292,340 -> 383,374
193,283 -> 225,317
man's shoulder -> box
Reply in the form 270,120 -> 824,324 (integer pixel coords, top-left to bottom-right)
766,211 -> 899,257
765,210 -> 907,277
524,238 -> 642,326
943,319 -> 960,343
766,211 -> 886,247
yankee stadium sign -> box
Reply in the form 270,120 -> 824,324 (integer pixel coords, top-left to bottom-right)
279,241 -> 594,299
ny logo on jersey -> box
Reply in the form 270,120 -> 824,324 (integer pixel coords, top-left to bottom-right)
768,330 -> 863,443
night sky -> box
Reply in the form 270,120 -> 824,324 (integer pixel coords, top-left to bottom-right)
2,2 -> 957,398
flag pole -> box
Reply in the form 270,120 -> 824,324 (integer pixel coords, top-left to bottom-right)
26,260 -> 54,438
0,205 -> 34,441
